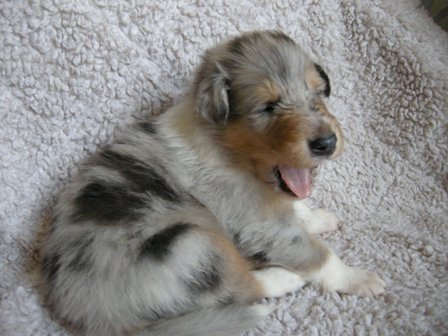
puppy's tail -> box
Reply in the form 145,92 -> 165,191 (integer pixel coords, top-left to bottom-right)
134,303 -> 274,336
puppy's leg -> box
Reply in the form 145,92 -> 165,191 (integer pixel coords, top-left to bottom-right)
307,250 -> 386,296
240,225 -> 385,297
293,200 -> 339,234
205,230 -> 304,299
295,236 -> 385,296
135,225 -> 287,336
289,206 -> 385,295
136,228 -> 304,336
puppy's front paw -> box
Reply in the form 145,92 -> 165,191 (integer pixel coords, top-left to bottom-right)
312,253 -> 386,297
329,268 -> 386,297
252,267 -> 305,298
306,209 -> 339,234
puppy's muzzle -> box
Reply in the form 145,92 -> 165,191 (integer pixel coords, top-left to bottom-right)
309,133 -> 337,157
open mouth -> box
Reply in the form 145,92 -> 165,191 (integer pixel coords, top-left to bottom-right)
274,166 -> 314,199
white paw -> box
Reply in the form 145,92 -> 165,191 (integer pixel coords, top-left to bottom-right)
250,302 -> 277,318
336,268 -> 386,297
252,267 -> 305,298
306,209 -> 339,234
311,253 -> 386,297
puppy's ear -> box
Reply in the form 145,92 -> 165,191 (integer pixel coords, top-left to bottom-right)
313,63 -> 331,97
194,60 -> 230,125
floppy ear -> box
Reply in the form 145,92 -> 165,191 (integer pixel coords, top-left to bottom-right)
194,60 -> 230,125
313,63 -> 331,97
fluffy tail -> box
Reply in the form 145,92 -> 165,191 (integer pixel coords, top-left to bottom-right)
134,303 -> 274,336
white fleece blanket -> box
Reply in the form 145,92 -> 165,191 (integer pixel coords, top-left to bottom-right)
1,1 -> 447,335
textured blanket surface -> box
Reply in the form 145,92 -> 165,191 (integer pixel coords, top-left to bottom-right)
1,0 -> 447,335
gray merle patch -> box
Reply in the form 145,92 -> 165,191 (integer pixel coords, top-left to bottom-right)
98,149 -> 181,202
139,223 -> 192,261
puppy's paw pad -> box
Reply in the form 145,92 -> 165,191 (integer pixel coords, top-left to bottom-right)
308,209 -> 339,234
253,268 -> 305,298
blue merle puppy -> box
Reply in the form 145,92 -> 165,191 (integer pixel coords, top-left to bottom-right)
41,31 -> 385,336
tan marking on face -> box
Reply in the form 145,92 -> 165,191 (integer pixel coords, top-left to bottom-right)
265,113 -> 316,167
219,119 -> 278,178
305,64 -> 326,93
219,107 -> 318,182
254,79 -> 281,103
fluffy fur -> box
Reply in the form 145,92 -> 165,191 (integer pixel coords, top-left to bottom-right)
41,31 -> 385,336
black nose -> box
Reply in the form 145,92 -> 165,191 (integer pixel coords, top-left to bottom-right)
309,133 -> 337,156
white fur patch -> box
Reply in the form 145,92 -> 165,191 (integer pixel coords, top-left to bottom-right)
252,267 -> 305,298
309,252 -> 386,297
293,201 -> 339,234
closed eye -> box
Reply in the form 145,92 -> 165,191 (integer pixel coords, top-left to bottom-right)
262,100 -> 280,114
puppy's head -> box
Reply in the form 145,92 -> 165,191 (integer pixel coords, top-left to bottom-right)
193,31 -> 344,199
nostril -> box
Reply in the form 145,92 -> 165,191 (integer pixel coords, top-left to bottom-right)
309,133 -> 337,156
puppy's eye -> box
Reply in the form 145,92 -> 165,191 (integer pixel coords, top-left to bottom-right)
263,102 -> 278,114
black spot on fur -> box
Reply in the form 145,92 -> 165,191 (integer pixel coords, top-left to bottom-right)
232,232 -> 242,247
98,149 -> 181,202
314,63 -> 331,97
138,121 -> 157,134
139,223 -> 192,261
185,255 -> 221,293
73,181 -> 146,223
67,236 -> 94,271
42,253 -> 60,285
292,235 -> 302,244
249,251 -> 270,264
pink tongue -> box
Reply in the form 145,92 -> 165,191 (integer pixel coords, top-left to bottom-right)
279,166 -> 312,199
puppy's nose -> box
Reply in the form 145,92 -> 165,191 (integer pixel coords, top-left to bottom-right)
309,133 -> 337,156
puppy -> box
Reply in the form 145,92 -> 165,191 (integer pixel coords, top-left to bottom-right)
41,31 -> 385,336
